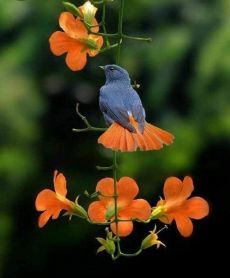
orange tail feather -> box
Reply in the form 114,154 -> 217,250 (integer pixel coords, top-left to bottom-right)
145,123 -> 174,145
119,128 -> 127,151
98,122 -> 174,152
125,129 -> 136,152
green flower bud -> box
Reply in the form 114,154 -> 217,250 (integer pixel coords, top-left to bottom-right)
79,1 -> 97,26
63,2 -> 82,17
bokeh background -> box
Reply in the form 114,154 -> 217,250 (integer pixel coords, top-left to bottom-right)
0,0 -> 229,277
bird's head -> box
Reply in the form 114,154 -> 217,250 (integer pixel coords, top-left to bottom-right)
100,65 -> 130,84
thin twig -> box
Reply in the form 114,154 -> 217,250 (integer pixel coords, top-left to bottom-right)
72,103 -> 106,133
99,43 -> 119,53
96,165 -> 114,171
122,34 -> 152,42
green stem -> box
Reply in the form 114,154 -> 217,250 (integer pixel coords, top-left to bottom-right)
110,0 -> 125,260
72,127 -> 105,132
112,151 -> 122,258
122,34 -> 152,42
102,0 -> 110,47
92,0 -> 115,5
93,0 -> 103,4
113,151 -> 118,232
112,248 -> 142,260
96,165 -> 113,171
99,43 -> 119,53
72,103 -> 106,133
120,249 -> 142,257
86,27 -> 118,37
116,0 -> 125,64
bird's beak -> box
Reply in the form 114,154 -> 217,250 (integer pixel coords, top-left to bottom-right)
99,66 -> 105,70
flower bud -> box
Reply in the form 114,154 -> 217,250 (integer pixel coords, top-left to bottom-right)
79,1 -> 97,26
63,2 -> 82,17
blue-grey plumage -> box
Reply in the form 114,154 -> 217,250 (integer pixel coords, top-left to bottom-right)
99,64 -> 146,133
98,64 -> 174,152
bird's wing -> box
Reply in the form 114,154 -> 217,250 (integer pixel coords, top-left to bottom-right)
125,86 -> 146,132
127,86 -> 145,123
99,86 -> 136,132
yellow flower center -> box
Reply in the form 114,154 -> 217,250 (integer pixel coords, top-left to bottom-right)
164,198 -> 185,213
56,193 -> 66,202
56,193 -> 70,208
105,202 -> 123,221
79,38 -> 98,50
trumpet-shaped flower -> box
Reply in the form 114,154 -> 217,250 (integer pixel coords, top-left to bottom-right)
35,171 -> 77,228
49,12 -> 103,71
155,176 -> 209,237
88,177 -> 151,237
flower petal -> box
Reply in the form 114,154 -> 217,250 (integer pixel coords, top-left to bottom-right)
180,176 -> 194,200
163,177 -> 183,201
182,197 -> 209,219
35,189 -> 57,211
88,201 -> 107,222
54,170 -> 67,197
65,47 -> 87,71
38,211 -> 52,228
73,18 -> 89,39
52,208 -> 62,220
175,215 -> 193,237
159,214 -> 174,224
110,220 -> 133,237
87,35 -> 103,57
119,199 -> 151,220
96,178 -> 115,199
59,12 -> 88,39
49,31 -> 76,56
91,18 -> 99,33
117,177 -> 139,201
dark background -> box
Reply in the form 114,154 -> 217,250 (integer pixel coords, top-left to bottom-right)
0,0 -> 229,277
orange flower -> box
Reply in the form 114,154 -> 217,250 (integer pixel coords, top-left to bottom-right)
88,177 -> 151,237
35,170 -> 75,228
49,12 -> 103,71
155,176 -> 209,237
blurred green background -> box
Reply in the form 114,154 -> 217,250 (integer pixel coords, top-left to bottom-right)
0,0 -> 229,277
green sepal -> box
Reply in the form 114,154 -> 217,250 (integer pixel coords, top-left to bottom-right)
96,236 -> 115,255
97,246 -> 106,254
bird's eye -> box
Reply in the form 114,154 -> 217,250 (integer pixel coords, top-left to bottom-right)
110,67 -> 114,71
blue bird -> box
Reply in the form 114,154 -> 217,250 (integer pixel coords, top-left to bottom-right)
98,65 -> 174,152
